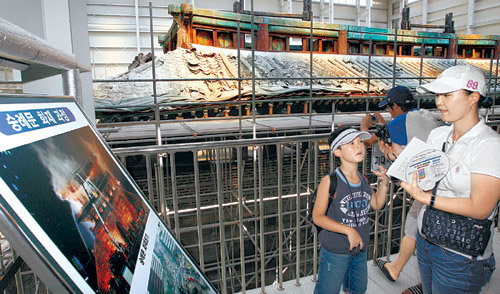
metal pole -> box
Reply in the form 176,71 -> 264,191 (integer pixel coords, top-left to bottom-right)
372,208 -> 380,264
494,52 -> 499,116
312,141 -> 319,282
149,2 -> 167,223
253,146 -> 259,287
277,144 -> 284,290
145,154 -> 154,204
216,149 -> 227,294
237,12 -> 243,136
392,29 -> 398,88
237,147 -> 246,292
149,1 -> 161,145
385,181 -> 394,260
251,0 -> 257,140
454,37 -> 458,66
119,155 -> 126,166
487,51 -> 495,118
419,37 -> 425,86
295,142 -> 301,286
170,153 -> 180,240
309,12 -> 314,129
366,36 -> 372,112
400,191 -> 407,241
417,37 -> 425,108
331,101 -> 336,132
258,146 -> 266,294
193,150 -> 205,271
12,250 -> 23,294
62,69 -> 83,106
135,0 -> 141,54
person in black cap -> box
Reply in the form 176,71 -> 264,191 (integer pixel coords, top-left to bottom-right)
360,86 -> 440,294
361,86 -> 439,147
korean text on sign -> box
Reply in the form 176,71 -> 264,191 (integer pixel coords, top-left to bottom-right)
0,107 -> 75,135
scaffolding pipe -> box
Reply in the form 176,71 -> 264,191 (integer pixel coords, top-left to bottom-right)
385,181 -> 395,261
216,149 -> 227,294
62,69 -> 83,106
0,18 -> 88,72
258,147 -> 266,294
277,144 -> 284,290
135,0 -> 141,54
193,151 -> 205,271
149,2 -> 167,224
312,141 -> 319,282
295,142 -> 301,286
237,147 -> 246,292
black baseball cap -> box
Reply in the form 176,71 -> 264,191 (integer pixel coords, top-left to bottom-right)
378,86 -> 414,108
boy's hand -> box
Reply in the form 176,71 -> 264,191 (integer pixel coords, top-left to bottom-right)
347,228 -> 364,251
372,165 -> 389,184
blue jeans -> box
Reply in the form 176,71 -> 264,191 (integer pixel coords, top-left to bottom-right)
315,247 -> 367,294
416,234 -> 495,294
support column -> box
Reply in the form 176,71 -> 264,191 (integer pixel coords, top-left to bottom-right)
176,3 -> 193,49
494,41 -> 500,61
338,30 -> 348,55
320,0 -> 325,23
134,0 -> 141,54
62,69 -> 83,106
448,37 -> 457,59
467,0 -> 474,34
257,23 -> 269,52
422,0 -> 428,29
356,0 -> 361,26
367,0 -> 372,27
330,0 -> 335,23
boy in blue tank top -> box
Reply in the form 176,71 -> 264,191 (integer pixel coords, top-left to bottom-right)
313,127 -> 389,294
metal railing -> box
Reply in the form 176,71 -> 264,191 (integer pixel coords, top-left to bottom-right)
114,120 -> 500,294
113,133 -> 410,293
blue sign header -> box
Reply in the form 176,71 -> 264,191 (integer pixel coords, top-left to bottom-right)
0,107 -> 75,135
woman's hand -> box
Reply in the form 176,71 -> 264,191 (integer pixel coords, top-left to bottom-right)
372,165 -> 389,184
400,172 -> 432,204
347,227 -> 364,251
378,141 -> 404,161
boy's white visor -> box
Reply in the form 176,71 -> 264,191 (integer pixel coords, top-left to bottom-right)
330,129 -> 371,151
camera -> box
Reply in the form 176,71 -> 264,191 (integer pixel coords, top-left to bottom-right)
370,114 -> 378,123
375,124 -> 392,146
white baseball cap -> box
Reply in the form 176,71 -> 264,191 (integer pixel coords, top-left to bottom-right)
330,129 -> 371,151
416,64 -> 487,97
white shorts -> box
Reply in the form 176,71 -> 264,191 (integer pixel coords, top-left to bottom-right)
404,200 -> 423,240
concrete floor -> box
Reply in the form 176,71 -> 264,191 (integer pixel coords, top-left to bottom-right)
243,232 -> 500,294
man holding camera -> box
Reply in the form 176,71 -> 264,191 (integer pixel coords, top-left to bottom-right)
360,86 -> 440,294
361,86 -> 438,148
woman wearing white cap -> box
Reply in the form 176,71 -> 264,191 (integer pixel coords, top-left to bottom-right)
391,64 -> 500,293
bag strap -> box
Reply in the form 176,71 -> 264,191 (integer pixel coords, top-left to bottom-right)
432,142 -> 447,195
329,171 -> 338,199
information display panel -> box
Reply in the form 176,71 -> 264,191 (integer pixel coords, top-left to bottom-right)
0,96 -> 217,294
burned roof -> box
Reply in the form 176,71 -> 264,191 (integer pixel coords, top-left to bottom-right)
94,44 -> 498,111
